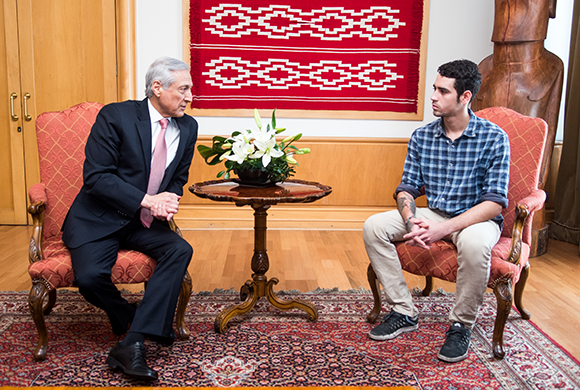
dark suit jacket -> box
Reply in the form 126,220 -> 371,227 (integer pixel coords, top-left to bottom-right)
62,98 -> 198,249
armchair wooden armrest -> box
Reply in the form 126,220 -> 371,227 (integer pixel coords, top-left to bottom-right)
506,189 -> 546,266
28,183 -> 48,264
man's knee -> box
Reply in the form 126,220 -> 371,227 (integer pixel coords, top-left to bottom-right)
170,238 -> 193,265
73,268 -> 111,290
363,212 -> 401,244
363,214 -> 386,242
456,236 -> 494,265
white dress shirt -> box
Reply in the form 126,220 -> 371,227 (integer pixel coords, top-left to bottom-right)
147,99 -> 181,169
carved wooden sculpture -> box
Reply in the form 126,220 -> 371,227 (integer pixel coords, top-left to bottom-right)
472,0 -> 563,257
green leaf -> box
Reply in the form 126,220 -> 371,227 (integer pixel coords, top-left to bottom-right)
197,144 -> 213,155
271,109 -> 277,129
208,155 -> 222,165
212,136 -> 228,144
198,145 -> 220,161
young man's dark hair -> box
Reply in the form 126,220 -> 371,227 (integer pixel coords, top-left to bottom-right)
437,59 -> 482,102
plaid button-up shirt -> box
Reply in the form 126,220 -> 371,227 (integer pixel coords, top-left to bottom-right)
396,110 -> 510,226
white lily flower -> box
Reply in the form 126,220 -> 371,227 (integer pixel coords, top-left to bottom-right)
223,139 -> 255,164
228,129 -> 252,145
253,135 -> 284,167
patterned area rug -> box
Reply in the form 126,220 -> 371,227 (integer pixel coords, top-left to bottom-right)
1,289 -> 579,389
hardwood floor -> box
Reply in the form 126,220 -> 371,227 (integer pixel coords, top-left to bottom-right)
3,225 -> 580,359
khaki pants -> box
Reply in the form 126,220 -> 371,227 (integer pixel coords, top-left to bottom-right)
363,208 -> 501,328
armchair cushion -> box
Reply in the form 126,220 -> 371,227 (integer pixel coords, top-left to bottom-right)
395,237 -> 528,287
28,235 -> 157,289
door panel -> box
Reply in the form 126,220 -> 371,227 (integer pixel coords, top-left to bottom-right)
0,0 -> 118,225
0,0 -> 27,224
18,0 -> 118,200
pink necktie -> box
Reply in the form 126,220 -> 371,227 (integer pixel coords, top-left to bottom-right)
141,118 -> 169,227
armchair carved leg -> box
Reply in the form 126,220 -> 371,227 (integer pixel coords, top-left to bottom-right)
367,264 -> 382,323
514,263 -> 531,320
28,281 -> 53,361
421,276 -> 433,296
492,278 -> 513,359
176,270 -> 192,341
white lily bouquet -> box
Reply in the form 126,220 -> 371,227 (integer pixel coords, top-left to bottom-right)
197,109 -> 311,184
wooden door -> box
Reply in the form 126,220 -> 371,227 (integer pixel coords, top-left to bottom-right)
0,0 -> 118,224
0,0 -> 27,224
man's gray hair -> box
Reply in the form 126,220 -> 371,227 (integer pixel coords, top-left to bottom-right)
145,57 -> 190,98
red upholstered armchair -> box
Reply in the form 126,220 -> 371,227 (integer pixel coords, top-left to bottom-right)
366,107 -> 548,359
27,102 -> 192,361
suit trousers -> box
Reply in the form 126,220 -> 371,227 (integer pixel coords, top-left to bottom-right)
70,216 -> 193,338
363,208 -> 501,328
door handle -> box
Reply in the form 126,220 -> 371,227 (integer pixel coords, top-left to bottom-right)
10,93 -> 18,121
23,93 -> 32,121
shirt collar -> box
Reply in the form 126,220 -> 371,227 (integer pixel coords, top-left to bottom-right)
434,108 -> 477,139
463,109 -> 477,137
147,99 -> 172,126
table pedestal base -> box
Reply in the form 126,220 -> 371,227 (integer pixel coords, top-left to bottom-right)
214,275 -> 318,333
189,182 -> 331,334
214,204 -> 319,333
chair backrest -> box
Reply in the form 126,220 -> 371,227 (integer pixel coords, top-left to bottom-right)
35,102 -> 104,239
475,107 -> 548,244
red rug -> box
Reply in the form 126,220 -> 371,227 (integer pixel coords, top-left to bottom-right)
189,0 -> 425,113
1,289 -> 579,389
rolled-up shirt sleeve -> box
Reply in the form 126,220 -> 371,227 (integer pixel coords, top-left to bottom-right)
480,129 -> 510,209
395,130 -> 424,199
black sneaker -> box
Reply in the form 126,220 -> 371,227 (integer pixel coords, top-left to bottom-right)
369,310 -> 418,341
437,322 -> 471,363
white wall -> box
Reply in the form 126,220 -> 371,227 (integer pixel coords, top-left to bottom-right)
136,0 -> 572,140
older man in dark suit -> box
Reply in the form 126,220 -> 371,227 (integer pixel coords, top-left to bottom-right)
62,56 -> 198,381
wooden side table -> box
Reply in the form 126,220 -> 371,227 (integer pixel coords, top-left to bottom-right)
189,179 -> 332,333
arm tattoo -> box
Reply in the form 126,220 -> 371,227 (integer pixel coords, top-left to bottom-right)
397,192 -> 416,217
397,192 -> 417,232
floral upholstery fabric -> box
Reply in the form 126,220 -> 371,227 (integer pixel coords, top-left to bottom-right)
395,107 -> 548,287
29,102 -> 157,290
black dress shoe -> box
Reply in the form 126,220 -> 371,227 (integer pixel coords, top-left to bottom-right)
106,341 -> 158,381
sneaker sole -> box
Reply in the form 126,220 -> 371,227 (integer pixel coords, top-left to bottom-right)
368,324 -> 418,341
437,341 -> 470,363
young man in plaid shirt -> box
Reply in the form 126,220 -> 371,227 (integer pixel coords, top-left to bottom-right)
363,59 -> 510,363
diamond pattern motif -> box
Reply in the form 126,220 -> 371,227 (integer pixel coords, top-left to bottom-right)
395,107 -> 548,287
28,102 -> 157,289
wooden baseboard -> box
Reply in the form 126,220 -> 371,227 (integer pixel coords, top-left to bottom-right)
175,204 -> 556,231
545,208 -> 554,225
174,204 -> 392,230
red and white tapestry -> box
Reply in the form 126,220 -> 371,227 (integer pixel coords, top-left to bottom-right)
189,0 -> 425,113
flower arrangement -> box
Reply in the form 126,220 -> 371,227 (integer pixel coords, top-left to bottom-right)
197,109 -> 310,184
